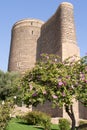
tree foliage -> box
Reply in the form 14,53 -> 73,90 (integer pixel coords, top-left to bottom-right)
0,70 -> 20,101
0,102 -> 12,130
21,54 -> 87,130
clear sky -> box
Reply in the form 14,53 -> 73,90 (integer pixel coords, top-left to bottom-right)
0,0 -> 87,71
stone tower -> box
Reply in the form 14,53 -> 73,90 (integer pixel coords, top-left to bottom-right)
8,19 -> 44,72
8,2 -> 87,123
8,2 -> 80,72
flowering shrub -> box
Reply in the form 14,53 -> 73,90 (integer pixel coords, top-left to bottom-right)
21,54 -> 87,130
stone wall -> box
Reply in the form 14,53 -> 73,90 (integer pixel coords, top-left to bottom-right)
79,102 -> 87,119
33,101 -> 63,117
37,2 -> 80,60
37,5 -> 62,60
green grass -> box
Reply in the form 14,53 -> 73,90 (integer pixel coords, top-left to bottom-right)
6,118 -> 41,130
6,118 -> 59,130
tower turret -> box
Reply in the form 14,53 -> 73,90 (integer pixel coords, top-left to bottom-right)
8,19 -> 44,72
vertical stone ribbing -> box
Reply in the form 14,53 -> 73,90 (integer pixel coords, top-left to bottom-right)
8,19 -> 44,72
60,2 -> 77,44
59,2 -> 80,125
59,2 -> 80,60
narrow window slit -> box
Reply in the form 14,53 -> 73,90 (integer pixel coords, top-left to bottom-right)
32,31 -> 33,35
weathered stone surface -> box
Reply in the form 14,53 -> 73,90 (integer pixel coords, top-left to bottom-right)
8,19 -> 44,72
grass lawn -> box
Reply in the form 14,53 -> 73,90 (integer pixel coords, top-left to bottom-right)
6,118 -> 59,130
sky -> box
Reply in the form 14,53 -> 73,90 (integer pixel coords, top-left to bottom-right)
0,0 -> 87,71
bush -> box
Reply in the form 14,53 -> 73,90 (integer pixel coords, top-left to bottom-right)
24,111 -> 51,130
0,102 -> 11,130
59,118 -> 70,130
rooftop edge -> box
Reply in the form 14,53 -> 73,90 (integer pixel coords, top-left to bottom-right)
60,2 -> 73,8
13,18 -> 44,28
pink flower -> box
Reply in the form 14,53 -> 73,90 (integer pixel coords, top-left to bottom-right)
58,81 -> 63,86
66,75 -> 70,79
63,81 -> 67,85
85,67 -> 87,71
71,56 -> 75,62
80,77 -> 85,81
80,73 -> 85,81
62,92 -> 66,97
46,56 -> 49,59
29,84 -> 33,90
52,95 -> 57,99
32,92 -> 37,97
43,90 -> 47,95
85,80 -> 87,83
80,73 -> 84,78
